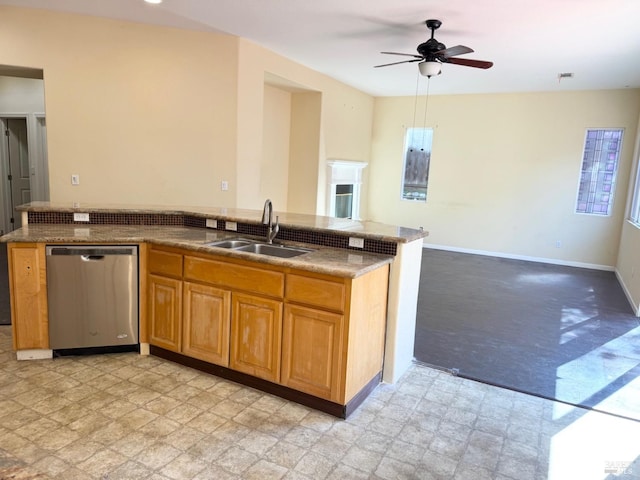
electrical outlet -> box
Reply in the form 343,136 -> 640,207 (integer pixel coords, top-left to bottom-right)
73,213 -> 89,222
555,240 -> 562,248
205,218 -> 217,229
71,174 -> 80,185
348,237 -> 364,249
225,221 -> 237,231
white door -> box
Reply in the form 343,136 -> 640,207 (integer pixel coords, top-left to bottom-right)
4,118 -> 31,230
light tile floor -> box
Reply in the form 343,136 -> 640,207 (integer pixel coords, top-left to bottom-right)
1,326 -> 639,480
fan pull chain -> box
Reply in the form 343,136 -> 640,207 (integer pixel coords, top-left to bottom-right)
421,77 -> 431,150
409,71 -> 421,153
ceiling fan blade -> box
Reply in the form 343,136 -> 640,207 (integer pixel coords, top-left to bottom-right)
374,58 -> 423,68
446,57 -> 494,69
380,51 -> 423,59
434,45 -> 474,58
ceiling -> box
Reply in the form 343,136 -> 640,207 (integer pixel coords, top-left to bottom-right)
2,0 -> 640,97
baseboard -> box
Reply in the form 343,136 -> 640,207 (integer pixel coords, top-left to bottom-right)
16,349 -> 53,361
423,243 -> 615,272
615,268 -> 640,317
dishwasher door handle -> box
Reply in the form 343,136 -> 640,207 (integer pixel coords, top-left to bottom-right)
81,255 -> 105,261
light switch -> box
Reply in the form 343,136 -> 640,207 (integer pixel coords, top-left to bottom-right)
71,174 -> 80,185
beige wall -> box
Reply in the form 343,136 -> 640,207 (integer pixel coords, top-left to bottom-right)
288,92 -> 322,215
0,7 -> 375,215
617,222 -> 640,314
0,6 -> 239,207
236,39 -> 374,214
2,7 -> 635,277
616,109 -> 640,314
261,85 -> 291,207
370,90 -> 640,268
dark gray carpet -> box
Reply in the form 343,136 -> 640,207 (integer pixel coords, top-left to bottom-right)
0,243 -> 9,325
415,249 -> 640,421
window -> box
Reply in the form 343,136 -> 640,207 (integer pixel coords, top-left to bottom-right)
575,128 -> 623,216
401,127 -> 433,202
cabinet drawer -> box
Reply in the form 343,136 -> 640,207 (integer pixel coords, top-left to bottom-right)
286,274 -> 346,312
148,248 -> 183,278
184,256 -> 284,298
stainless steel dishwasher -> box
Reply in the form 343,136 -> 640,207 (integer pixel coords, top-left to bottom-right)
46,245 -> 139,353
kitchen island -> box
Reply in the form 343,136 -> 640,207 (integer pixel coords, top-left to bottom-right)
2,202 -> 427,417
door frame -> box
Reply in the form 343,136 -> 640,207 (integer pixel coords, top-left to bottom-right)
0,112 -> 48,234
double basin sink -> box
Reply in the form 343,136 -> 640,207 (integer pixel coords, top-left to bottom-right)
206,238 -> 313,258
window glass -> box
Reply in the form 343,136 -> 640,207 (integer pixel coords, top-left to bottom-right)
402,127 -> 433,202
575,128 -> 623,216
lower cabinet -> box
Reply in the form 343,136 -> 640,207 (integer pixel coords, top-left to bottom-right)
147,246 -> 390,414
230,293 -> 283,382
148,274 -> 182,352
182,281 -> 230,366
281,304 -> 344,402
7,243 -> 48,351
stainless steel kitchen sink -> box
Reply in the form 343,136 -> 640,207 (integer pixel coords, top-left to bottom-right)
206,238 -> 313,258
234,243 -> 313,258
206,238 -> 253,248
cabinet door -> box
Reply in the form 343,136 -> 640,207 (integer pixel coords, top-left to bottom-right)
148,274 -> 182,352
182,281 -> 230,366
281,304 -> 344,402
8,243 -> 48,350
230,293 -> 282,382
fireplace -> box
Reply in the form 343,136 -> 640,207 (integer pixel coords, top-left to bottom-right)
327,160 -> 367,220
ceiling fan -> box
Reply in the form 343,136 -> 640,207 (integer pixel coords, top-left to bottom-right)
375,19 -> 493,76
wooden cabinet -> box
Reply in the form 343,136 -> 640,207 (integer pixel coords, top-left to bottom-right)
148,274 -> 182,352
282,304 -> 344,401
146,246 -> 389,412
184,254 -> 284,381
148,247 -> 184,352
230,293 -> 282,382
182,281 -> 230,366
282,266 -> 390,404
7,243 -> 48,350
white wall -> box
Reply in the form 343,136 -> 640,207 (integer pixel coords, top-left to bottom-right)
369,90 -> 640,268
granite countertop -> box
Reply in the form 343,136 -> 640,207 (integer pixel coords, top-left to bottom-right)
1,224 -> 393,278
17,201 -> 427,243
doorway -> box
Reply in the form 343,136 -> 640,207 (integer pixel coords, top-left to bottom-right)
1,118 -> 31,231
0,69 -> 48,235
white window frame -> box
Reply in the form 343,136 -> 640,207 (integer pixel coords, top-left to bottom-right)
574,128 -> 624,216
401,127 -> 433,202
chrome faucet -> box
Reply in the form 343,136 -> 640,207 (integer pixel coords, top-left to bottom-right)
261,199 -> 279,244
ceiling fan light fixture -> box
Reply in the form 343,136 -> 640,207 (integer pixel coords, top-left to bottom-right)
419,61 -> 441,77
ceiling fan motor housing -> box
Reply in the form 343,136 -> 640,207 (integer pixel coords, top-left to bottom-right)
417,39 -> 446,59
